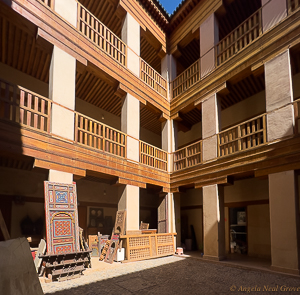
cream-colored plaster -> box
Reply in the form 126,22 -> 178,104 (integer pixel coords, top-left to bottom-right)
126,136 -> 139,162
48,170 -> 73,184
51,104 -> 75,140
49,46 -> 76,110
202,135 -> 218,162
267,104 -> 294,142
200,48 -> 216,78
0,63 -> 48,97
161,55 -> 177,82
54,0 -> 77,27
203,184 -> 225,259
200,14 -> 219,57
269,170 -> 299,272
127,48 -> 140,77
225,207 -> 229,253
248,204 -> 271,259
262,0 -> 287,33
265,50 -> 293,112
202,94 -> 219,138
140,128 -> 161,149
121,13 -> 140,55
118,185 -> 139,230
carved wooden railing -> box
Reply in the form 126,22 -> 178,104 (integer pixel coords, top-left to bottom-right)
288,0 -> 300,14
172,59 -> 200,99
173,140 -> 202,171
77,3 -> 127,66
36,0 -> 54,9
140,141 -> 168,171
294,99 -> 300,134
75,113 -> 127,158
218,114 -> 267,157
0,79 -> 51,133
140,59 -> 168,98
216,9 -> 262,66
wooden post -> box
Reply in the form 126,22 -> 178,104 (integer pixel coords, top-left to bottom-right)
0,210 -> 10,241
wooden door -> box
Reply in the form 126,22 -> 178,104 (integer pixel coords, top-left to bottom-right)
158,195 -> 168,233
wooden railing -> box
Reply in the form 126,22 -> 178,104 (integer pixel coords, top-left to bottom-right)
140,141 -> 168,171
294,99 -> 300,134
75,113 -> 127,158
173,140 -> 202,171
218,114 -> 267,157
216,9 -> 262,66
77,3 -> 127,66
288,0 -> 300,14
36,0 -> 54,9
172,59 -> 200,99
140,59 -> 168,98
0,79 -> 51,133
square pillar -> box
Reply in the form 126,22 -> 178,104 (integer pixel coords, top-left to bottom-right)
262,0 -> 287,33
49,46 -> 76,141
48,170 -> 73,184
161,55 -> 177,101
118,185 -> 139,231
265,50 -> 294,141
202,184 -> 225,260
173,193 -> 181,247
201,94 -> 221,162
54,0 -> 77,27
200,14 -> 219,78
121,13 -> 140,77
162,120 -> 178,172
121,94 -> 140,162
269,170 -> 300,274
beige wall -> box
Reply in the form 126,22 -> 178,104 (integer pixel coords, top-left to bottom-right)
178,121 -> 202,148
0,63 -> 48,97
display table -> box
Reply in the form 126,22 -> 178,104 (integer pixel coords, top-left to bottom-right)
120,233 -> 176,262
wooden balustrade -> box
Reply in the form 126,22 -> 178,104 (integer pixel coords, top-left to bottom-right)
173,140 -> 202,171
140,141 -> 168,171
172,59 -> 200,99
0,79 -> 51,133
294,99 -> 300,134
36,0 -> 54,9
218,114 -> 267,157
288,0 -> 300,14
216,9 -> 262,66
75,113 -> 126,157
77,3 -> 127,66
140,59 -> 168,98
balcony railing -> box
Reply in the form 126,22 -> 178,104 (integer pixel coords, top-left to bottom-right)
173,140 -> 202,171
0,79 -> 51,133
140,59 -> 168,98
77,3 -> 127,66
36,0 -> 54,9
288,0 -> 300,14
216,9 -> 262,66
140,141 -> 168,171
172,59 -> 200,99
75,112 -> 127,158
218,114 -> 267,157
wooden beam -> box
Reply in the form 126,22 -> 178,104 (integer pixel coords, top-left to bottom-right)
114,83 -> 127,99
37,28 -> 87,66
112,177 -> 147,188
194,82 -> 228,106
255,162 -> 300,178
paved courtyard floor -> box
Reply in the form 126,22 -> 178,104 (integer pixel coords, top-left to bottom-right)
42,255 -> 300,295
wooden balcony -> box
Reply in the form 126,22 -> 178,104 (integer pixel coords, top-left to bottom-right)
140,141 -> 168,171
216,9 -> 262,66
140,59 -> 168,99
37,0 -> 54,9
172,60 -> 200,99
77,2 -> 127,67
173,140 -> 202,171
0,79 -> 51,133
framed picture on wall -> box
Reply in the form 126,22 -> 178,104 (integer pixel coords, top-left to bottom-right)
88,207 -> 104,228
237,211 -> 246,225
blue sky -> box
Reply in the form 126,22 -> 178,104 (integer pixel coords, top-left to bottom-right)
159,0 -> 183,14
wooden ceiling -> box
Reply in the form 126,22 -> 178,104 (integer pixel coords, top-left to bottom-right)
0,7 -> 52,83
220,73 -> 265,109
177,38 -> 200,74
140,105 -> 162,135
179,107 -> 202,127
218,0 -> 261,40
141,35 -> 161,73
78,0 -> 124,38
0,152 -> 34,171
